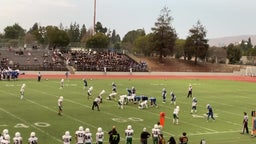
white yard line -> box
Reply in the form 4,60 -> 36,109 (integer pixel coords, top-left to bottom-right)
5,82 -> 241,137
189,130 -> 241,136
0,107 -> 62,143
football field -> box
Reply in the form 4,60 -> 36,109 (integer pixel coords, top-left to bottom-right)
0,76 -> 255,143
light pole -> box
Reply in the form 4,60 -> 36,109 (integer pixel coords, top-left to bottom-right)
93,0 -> 96,35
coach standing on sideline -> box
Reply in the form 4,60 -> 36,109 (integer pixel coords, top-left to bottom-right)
140,127 -> 150,144
241,112 -> 249,134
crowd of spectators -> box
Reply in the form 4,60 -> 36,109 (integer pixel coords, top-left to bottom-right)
68,50 -> 148,72
0,48 -> 148,72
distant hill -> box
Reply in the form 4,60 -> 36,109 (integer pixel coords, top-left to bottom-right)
208,35 -> 256,47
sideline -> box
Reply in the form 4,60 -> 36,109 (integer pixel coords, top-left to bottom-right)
18,71 -> 256,82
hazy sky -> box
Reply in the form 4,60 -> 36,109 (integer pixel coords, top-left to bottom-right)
0,0 -> 255,39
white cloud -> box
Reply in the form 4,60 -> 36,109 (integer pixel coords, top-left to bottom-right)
37,0 -> 76,8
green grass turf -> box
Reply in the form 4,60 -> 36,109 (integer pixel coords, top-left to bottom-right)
0,78 -> 255,143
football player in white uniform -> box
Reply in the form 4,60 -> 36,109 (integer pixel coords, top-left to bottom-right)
107,92 -> 117,100
0,129 -> 9,143
125,125 -> 134,144
84,128 -> 92,144
187,84 -> 193,98
75,126 -> 85,144
98,90 -> 105,103
173,106 -> 180,124
112,82 -> 117,93
58,96 -> 64,115
96,127 -> 104,144
138,100 -> 148,109
62,131 -> 71,144
118,95 -> 127,109
28,132 -> 38,144
1,134 -> 10,144
87,86 -> 93,99
151,124 -> 160,144
13,132 -> 22,144
157,122 -> 163,134
191,97 -> 198,114
20,83 -> 26,99
60,78 -> 64,89
92,96 -> 101,111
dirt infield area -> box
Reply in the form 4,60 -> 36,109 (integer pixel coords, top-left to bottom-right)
18,71 -> 256,83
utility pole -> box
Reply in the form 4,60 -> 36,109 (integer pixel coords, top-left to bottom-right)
93,0 -> 96,35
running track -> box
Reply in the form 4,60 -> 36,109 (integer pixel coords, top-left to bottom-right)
18,71 -> 256,83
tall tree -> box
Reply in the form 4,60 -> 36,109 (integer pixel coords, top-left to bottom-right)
109,29 -> 121,50
4,23 -> 25,39
86,33 -> 109,49
95,22 -> 107,34
185,21 -> 209,64
28,23 -> 45,44
151,6 -> 177,62
122,29 -> 145,51
226,43 -> 242,64
80,24 -> 87,42
133,34 -> 154,56
174,39 -> 186,59
45,26 -> 70,49
67,22 -> 80,42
